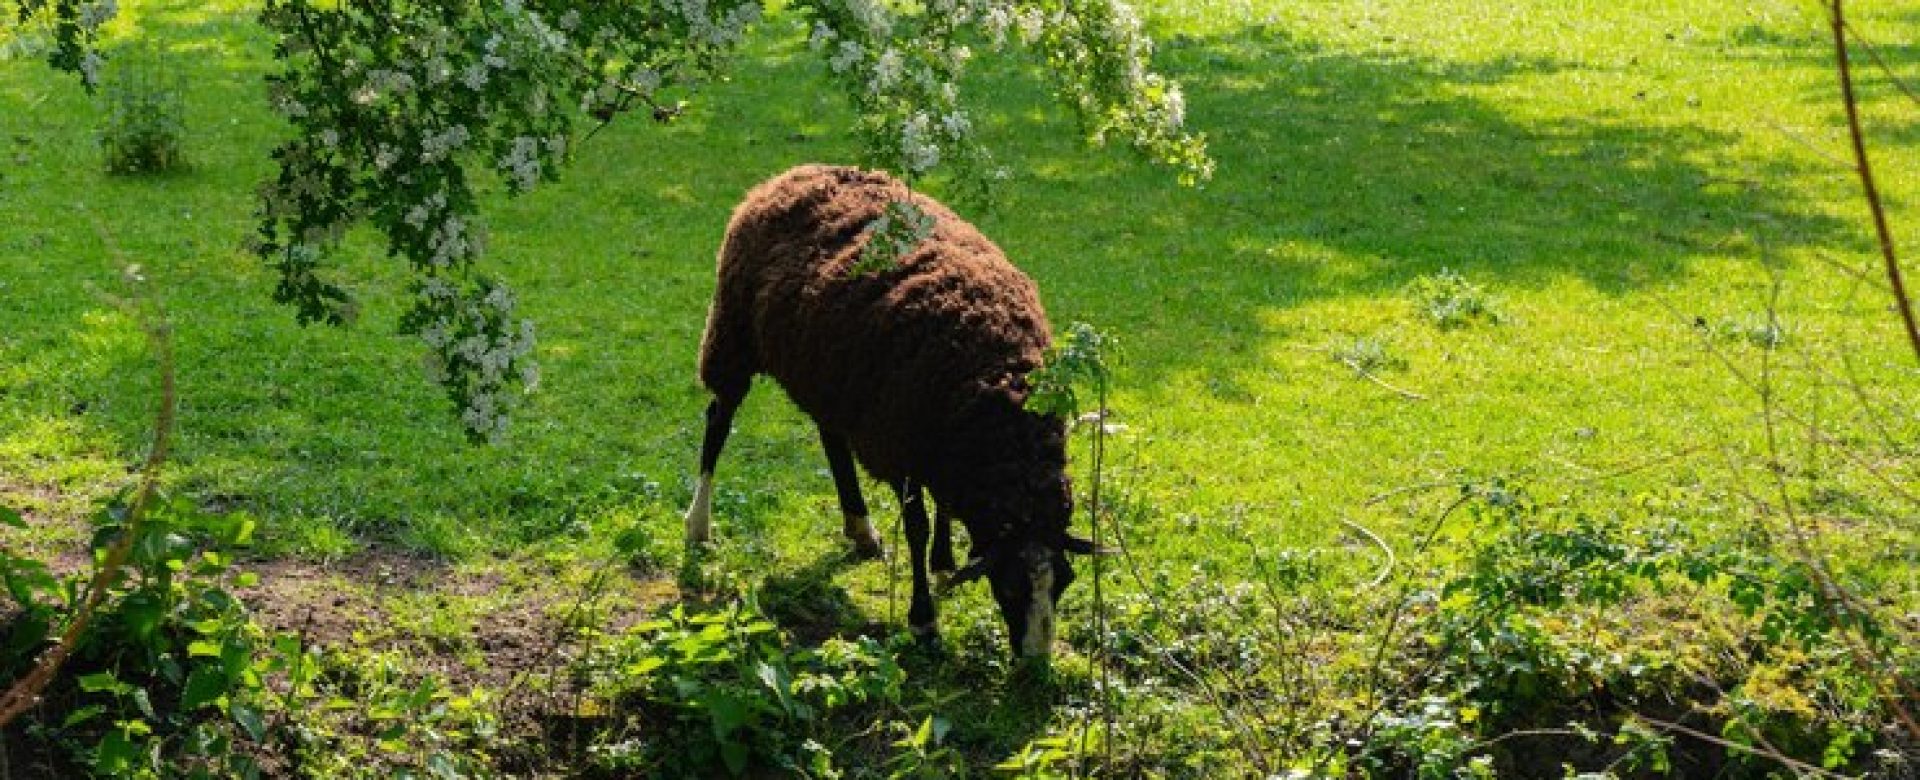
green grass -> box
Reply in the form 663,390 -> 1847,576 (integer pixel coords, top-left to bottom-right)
4,0 -> 1918,774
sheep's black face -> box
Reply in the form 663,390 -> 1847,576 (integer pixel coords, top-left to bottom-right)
988,543 -> 1075,658
986,471 -> 1076,658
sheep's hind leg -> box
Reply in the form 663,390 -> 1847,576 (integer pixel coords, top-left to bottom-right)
685,394 -> 743,545
930,506 -> 956,574
820,429 -> 884,559
895,481 -> 939,640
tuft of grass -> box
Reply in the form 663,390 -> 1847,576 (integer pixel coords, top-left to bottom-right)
1332,335 -> 1407,375
1406,267 -> 1506,329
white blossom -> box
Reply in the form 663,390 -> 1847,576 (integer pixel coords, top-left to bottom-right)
871,48 -> 903,93
462,61 -> 489,90
830,40 -> 865,74
78,0 -> 116,29
941,111 -> 971,139
79,51 -> 103,88
500,135 -> 543,192
901,112 -> 939,173
1015,8 -> 1045,43
808,22 -> 836,52
981,6 -> 1011,46
420,124 -> 471,163
374,143 -> 398,171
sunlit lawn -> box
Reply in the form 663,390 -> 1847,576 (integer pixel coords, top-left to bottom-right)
3,0 -> 1917,768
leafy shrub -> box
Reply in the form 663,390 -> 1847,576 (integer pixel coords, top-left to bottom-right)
271,645 -> 500,779
1398,483 -> 1896,775
99,48 -> 187,174
2,494 -> 273,778
576,599 -> 905,777
1407,269 -> 1505,329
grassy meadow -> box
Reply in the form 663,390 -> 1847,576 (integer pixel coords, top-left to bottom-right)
2,0 -> 1918,775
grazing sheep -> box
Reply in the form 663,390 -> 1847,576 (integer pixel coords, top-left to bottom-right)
683,164 -> 1100,658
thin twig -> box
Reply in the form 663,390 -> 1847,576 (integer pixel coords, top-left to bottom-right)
1842,19 -> 1920,110
1831,0 -> 1920,365
1636,715 -> 1851,779
1337,518 -> 1395,590
1341,358 -> 1429,401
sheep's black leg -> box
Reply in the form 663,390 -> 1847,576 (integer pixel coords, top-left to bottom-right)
820,428 -> 883,559
930,505 -> 956,574
685,394 -> 742,544
895,480 -> 938,639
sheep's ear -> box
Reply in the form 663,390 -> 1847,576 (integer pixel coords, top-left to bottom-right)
949,556 -> 992,585
1062,535 -> 1117,556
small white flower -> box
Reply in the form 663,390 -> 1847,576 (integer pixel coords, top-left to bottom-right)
871,48 -> 903,92
941,111 -> 971,139
808,22 -> 836,52
374,144 -> 398,171
829,40 -> 864,74
981,7 -> 1011,46
79,0 -> 117,30
462,62 -> 489,90
901,112 -> 939,174
79,51 -> 104,88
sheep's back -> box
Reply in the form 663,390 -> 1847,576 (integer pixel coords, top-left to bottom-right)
712,165 -> 1051,481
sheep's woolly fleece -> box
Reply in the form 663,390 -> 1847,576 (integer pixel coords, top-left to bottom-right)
696,164 -> 1069,540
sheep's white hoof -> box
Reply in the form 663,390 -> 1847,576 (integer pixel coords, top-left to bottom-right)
685,474 -> 715,545
845,515 -> 884,560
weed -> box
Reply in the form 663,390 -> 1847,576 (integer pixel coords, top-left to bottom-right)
577,599 -> 906,776
1332,335 -> 1407,375
1704,313 -> 1791,349
98,47 -> 186,175
1406,269 -> 1505,330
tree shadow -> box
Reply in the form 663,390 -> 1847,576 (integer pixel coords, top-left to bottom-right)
958,23 -> 1853,390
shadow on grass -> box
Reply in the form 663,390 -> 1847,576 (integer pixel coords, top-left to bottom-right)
0,5 -> 1874,555
968,22 -> 1856,390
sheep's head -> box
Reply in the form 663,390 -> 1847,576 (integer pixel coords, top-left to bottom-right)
950,471 -> 1107,659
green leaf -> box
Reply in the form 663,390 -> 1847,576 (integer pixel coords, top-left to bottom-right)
720,739 -> 750,777
62,704 -> 107,728
0,506 -> 24,528
78,671 -> 129,695
94,727 -> 141,774
119,590 -> 168,642
181,665 -> 229,711
231,702 -> 267,741
188,639 -> 222,658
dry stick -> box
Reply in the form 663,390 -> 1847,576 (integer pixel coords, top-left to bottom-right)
0,315 -> 175,728
1748,259 -> 1920,739
1340,357 -> 1429,401
1091,391 -> 1114,773
1337,518 -> 1396,590
1637,715 -> 1850,780
1832,0 -> 1920,366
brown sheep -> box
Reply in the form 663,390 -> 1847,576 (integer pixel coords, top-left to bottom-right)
683,164 -> 1100,658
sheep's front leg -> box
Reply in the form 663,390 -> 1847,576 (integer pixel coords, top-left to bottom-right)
685,395 -> 742,545
895,481 -> 938,639
820,428 -> 884,559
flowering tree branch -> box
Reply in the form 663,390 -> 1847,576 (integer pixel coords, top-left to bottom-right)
15,0 -> 1210,441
